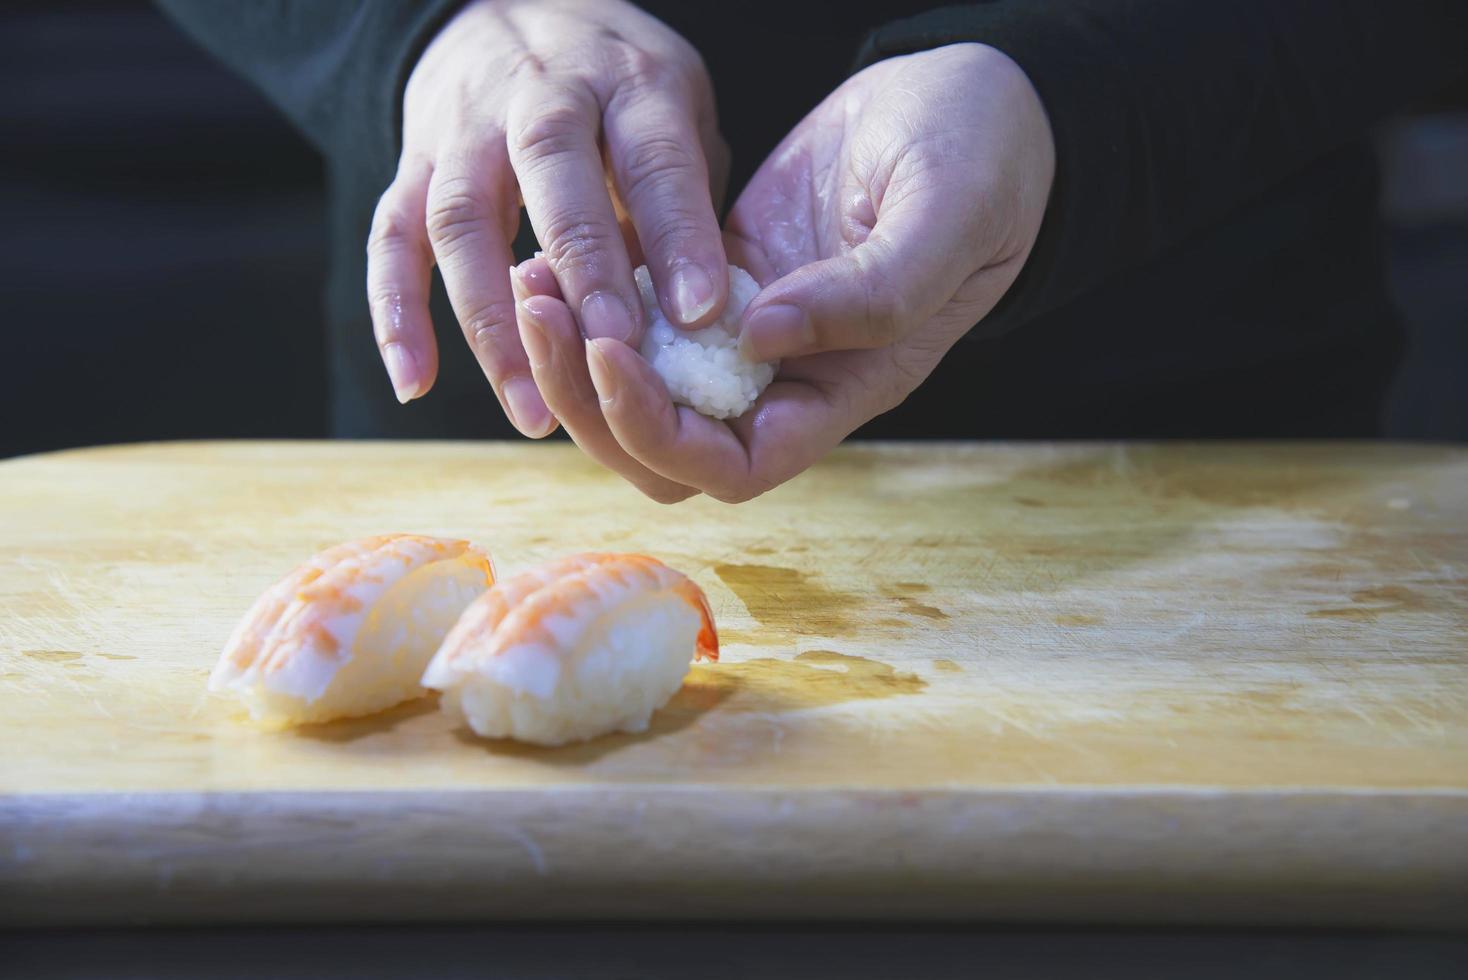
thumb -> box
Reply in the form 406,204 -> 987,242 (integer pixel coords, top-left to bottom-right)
738,205 -> 981,362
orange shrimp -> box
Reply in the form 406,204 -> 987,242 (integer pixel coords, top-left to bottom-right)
211,534 -> 493,726
423,553 -> 718,745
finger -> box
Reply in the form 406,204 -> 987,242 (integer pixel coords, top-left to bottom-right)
585,338 -> 860,504
604,181 -> 645,268
738,206 -> 993,362
506,253 -> 564,441
509,254 -> 562,303
506,259 -> 562,439
367,158 -> 437,403
516,293 -> 696,504
506,79 -> 643,346
424,148 -> 553,438
605,84 -> 728,328
703,120 -> 731,215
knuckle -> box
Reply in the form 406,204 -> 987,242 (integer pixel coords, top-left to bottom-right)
425,179 -> 491,250
619,134 -> 698,202
503,49 -> 545,80
511,98 -> 592,161
462,299 -> 519,356
616,139 -> 707,260
367,202 -> 416,254
540,215 -> 620,270
608,39 -> 665,90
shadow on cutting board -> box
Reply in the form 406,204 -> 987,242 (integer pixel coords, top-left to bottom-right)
284,652 -> 926,764
293,698 -> 442,744
446,652 -> 927,766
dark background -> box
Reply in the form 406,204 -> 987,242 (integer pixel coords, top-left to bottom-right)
3,0 -> 1465,460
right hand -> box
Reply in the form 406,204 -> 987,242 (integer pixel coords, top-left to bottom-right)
367,0 -> 730,435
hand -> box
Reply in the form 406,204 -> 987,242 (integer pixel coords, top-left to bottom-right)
528,43 -> 1055,502
366,0 -> 731,436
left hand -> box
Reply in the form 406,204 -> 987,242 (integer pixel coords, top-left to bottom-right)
517,43 -> 1055,502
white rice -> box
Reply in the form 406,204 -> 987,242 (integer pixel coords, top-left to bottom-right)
435,594 -> 699,746
635,264 -> 776,420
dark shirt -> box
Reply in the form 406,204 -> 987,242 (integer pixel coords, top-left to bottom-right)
157,0 -> 1468,440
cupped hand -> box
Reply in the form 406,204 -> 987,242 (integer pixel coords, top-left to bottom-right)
559,43 -> 1055,502
367,0 -> 730,435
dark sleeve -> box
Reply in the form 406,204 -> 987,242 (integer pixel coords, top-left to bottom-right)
854,0 -> 1468,336
155,0 -> 466,173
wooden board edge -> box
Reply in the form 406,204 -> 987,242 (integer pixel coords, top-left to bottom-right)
3,788 -> 1465,929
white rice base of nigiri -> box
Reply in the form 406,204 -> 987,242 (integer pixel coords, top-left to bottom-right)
214,558 -> 488,727
434,593 -> 699,746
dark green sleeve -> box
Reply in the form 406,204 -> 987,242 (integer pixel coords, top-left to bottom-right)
155,0 -> 466,173
855,0 -> 1468,336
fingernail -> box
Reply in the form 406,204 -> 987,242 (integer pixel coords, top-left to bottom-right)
669,263 -> 716,326
508,264 -> 527,303
382,344 -> 421,403
580,291 -> 637,343
518,300 -> 551,370
741,304 -> 813,362
503,376 -> 554,438
585,338 -> 619,407
521,260 -> 554,294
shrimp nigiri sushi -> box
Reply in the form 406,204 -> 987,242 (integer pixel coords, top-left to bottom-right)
422,553 -> 718,746
210,534 -> 494,727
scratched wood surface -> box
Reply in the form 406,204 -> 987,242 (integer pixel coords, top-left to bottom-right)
0,441 -> 1464,927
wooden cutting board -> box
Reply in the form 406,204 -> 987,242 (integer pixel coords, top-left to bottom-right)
1,441 -> 1465,928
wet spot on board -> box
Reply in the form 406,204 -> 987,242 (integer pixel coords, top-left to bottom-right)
686,650 -> 927,711
1307,607 -> 1375,621
1055,614 -> 1104,627
932,659 -> 962,673
745,545 -> 777,556
1013,497 -> 1046,507
714,563 -> 863,636
98,653 -> 137,661
898,598 -> 948,620
1353,585 -> 1432,608
1307,585 -> 1431,622
880,583 -> 949,621
717,627 -> 775,647
22,650 -> 83,663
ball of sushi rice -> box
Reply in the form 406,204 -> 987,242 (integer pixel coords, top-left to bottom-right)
635,264 -> 776,420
